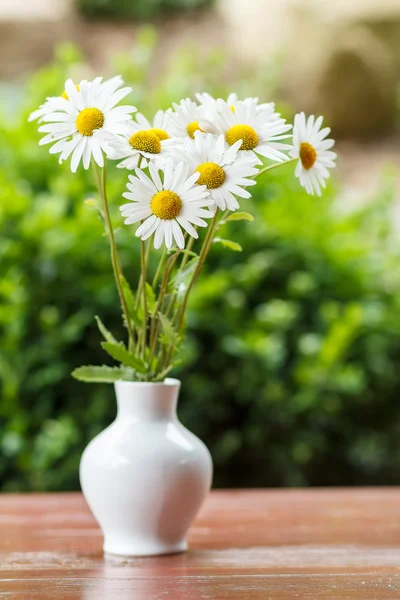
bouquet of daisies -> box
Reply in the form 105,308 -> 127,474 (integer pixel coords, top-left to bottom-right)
30,76 -> 336,383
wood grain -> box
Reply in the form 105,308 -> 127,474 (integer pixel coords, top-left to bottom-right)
1,489 -> 400,599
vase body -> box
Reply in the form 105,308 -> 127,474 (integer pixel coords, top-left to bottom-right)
79,378 -> 212,557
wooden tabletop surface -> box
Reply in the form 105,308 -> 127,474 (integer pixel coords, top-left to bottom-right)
1,489 -> 400,599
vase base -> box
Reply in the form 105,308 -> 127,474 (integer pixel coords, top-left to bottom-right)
103,538 -> 188,557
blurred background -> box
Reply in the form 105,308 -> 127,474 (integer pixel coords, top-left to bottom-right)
1,0 -> 400,492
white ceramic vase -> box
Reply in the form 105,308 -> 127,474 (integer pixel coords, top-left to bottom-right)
80,378 -> 212,557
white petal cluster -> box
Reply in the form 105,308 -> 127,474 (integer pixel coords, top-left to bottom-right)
34,76 -> 136,172
31,82 -> 337,248
202,99 -> 292,162
121,160 -> 213,249
110,109 -> 174,170
171,132 -> 259,212
167,98 -> 211,140
196,92 -> 274,116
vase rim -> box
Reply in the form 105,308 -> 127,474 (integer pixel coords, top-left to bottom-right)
114,377 -> 180,388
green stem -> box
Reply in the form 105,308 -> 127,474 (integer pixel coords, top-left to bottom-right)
133,155 -> 146,312
164,287 -> 177,320
93,161 -> 134,349
162,212 -> 219,369
175,213 -> 219,329
163,233 -> 194,320
140,239 -> 148,361
134,238 -> 151,312
148,250 -> 181,366
152,247 -> 167,290
253,157 -> 297,179
182,234 -> 196,264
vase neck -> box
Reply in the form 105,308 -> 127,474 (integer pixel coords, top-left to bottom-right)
114,380 -> 180,422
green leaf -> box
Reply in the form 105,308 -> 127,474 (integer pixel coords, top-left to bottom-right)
144,282 -> 156,313
172,256 -> 199,291
71,365 -> 128,383
225,212 -> 254,222
120,276 -> 135,313
101,342 -> 148,373
213,238 -> 243,252
158,313 -> 181,347
120,276 -> 142,326
95,315 -> 118,344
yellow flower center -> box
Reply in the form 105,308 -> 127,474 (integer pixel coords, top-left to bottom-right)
149,127 -> 170,141
299,142 -> 317,170
151,190 -> 182,220
76,107 -> 104,136
226,124 -> 259,151
129,130 -> 161,154
187,121 -> 204,139
195,161 -> 226,189
61,84 -> 80,100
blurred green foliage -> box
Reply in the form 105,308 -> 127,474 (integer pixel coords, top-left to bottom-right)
2,33 -> 400,491
75,0 -> 213,20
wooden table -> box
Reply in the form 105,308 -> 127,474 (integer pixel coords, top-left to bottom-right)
1,489 -> 400,599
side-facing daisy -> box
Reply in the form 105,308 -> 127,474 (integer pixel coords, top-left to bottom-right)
290,112 -> 336,196
168,98 -> 212,140
35,76 -> 136,172
109,109 -> 173,170
120,160 -> 213,249
29,96 -> 69,124
206,100 -> 292,163
171,132 -> 259,212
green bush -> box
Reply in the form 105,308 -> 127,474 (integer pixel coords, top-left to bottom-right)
2,37 -> 400,491
75,0 -> 213,20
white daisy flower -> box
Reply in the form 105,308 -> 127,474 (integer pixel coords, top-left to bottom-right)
196,92 -> 274,115
28,76 -> 123,123
206,100 -> 292,163
171,132 -> 259,212
36,76 -> 136,172
110,109 -> 173,170
120,159 -> 214,249
290,112 -> 337,196
168,98 -> 212,140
